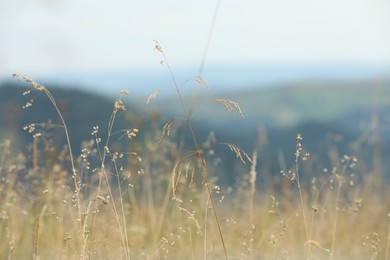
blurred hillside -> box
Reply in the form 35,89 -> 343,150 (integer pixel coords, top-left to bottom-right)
1,79 -> 390,184
0,82 -> 143,154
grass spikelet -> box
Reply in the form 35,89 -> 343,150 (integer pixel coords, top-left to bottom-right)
171,152 -> 196,201
146,89 -> 160,104
13,73 -> 45,92
114,99 -> 126,112
215,99 -> 245,118
215,99 -> 231,112
159,120 -> 174,142
171,161 -> 183,202
193,76 -> 209,89
223,143 -> 252,164
228,100 -> 244,118
184,161 -> 195,188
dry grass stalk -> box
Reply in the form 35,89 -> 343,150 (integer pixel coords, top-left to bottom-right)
146,89 -> 160,105
386,212 -> 390,259
193,76 -> 209,89
12,74 -> 83,248
224,143 -> 252,164
159,120 -> 174,142
154,40 -> 228,258
215,99 -> 245,118
249,150 -> 257,222
7,233 -> 15,260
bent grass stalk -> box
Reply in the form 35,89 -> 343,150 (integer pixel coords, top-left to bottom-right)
154,41 -> 228,259
13,74 -> 83,245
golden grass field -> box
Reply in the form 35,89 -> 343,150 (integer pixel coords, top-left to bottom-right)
1,43 -> 390,260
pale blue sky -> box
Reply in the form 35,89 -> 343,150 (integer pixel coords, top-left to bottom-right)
1,0 -> 390,93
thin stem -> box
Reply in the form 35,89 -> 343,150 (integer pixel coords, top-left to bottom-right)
330,167 -> 345,259
295,136 -> 312,258
204,185 -> 210,260
156,42 -> 228,259
114,162 -> 130,259
385,213 -> 390,260
296,171 -> 311,257
44,89 -> 82,222
198,0 -> 221,76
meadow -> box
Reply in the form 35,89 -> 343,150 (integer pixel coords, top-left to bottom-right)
1,43 -> 390,260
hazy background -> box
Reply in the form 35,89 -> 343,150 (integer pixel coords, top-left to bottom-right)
1,0 -> 390,95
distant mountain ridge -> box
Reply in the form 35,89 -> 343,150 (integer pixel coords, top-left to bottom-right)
0,82 -> 141,153
2,63 -> 389,96
1,79 -> 390,184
